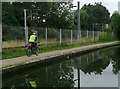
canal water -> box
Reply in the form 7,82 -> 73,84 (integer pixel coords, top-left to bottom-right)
2,46 -> 120,88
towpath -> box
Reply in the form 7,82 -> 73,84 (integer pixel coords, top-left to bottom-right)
1,42 -> 119,68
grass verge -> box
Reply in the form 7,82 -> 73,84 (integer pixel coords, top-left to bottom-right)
2,41 -> 119,60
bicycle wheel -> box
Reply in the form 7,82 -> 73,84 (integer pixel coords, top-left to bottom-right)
35,47 -> 40,56
26,48 -> 32,57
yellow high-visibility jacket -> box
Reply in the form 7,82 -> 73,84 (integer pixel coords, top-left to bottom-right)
29,35 -> 36,42
29,81 -> 37,88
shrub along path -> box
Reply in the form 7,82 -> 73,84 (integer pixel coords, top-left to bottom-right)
2,41 -> 119,69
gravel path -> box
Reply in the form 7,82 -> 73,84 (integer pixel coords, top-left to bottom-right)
1,42 -> 118,68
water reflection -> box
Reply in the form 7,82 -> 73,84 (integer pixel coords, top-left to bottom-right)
118,71 -> 120,89
2,46 -> 120,88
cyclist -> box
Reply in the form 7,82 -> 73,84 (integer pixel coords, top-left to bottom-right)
29,32 -> 37,49
25,75 -> 37,88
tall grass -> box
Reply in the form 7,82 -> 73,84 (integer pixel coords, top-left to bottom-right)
2,40 -> 25,48
2,37 -> 99,48
2,39 -> 58,48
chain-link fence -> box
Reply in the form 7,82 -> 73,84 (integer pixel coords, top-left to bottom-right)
2,25 -> 115,48
2,25 -> 25,48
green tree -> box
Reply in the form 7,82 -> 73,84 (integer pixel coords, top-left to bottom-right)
2,2 -> 74,41
2,2 -> 20,26
11,2 -> 74,29
73,9 -> 89,30
82,2 -> 110,31
110,11 -> 120,40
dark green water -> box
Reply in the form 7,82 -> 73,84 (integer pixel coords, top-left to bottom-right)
2,46 -> 120,88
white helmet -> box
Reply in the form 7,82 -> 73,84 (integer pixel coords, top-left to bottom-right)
33,33 -> 36,35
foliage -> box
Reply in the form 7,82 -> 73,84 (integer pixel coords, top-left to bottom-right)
2,2 -> 73,29
2,2 -> 20,26
110,12 -> 120,40
111,47 -> 120,74
2,25 -> 24,41
73,9 -> 89,30
81,2 -> 110,31
103,26 -> 112,32
2,2 -> 112,41
99,32 -> 114,42
2,2 -> 74,41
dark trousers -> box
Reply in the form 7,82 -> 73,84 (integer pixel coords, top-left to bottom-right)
29,42 -> 37,47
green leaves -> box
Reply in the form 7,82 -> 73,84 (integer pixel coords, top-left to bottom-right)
81,3 -> 110,31
110,12 -> 120,40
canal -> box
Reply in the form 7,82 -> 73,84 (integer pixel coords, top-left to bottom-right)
2,46 -> 120,88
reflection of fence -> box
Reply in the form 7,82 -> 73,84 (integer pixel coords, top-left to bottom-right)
72,51 -> 100,69
2,25 -> 115,48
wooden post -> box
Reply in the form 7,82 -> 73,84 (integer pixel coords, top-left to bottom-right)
71,30 -> 73,44
45,27 -> 47,46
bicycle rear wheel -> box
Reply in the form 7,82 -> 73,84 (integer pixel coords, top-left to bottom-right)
26,48 -> 32,57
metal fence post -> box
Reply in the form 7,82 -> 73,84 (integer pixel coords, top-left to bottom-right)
0,2 -> 2,89
87,30 -> 88,42
112,32 -> 113,36
0,2 -> 2,56
87,57 -> 89,65
45,27 -> 47,46
92,53 -> 94,62
92,30 -> 94,42
24,9 -> 28,44
0,24 -> 2,55
60,28 -> 62,45
80,30 -> 81,43
98,31 -> 99,41
25,26 -> 28,44
71,30 -> 73,44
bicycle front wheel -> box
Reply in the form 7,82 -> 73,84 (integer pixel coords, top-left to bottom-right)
35,47 -> 40,56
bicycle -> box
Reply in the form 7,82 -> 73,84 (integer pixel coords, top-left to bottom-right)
25,43 -> 40,57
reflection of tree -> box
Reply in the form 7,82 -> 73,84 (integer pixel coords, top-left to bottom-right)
80,48 -> 115,75
3,59 -> 74,88
72,49 -> 114,75
111,47 -> 120,74
39,61 -> 74,87
81,59 -> 110,75
72,57 -> 81,89
3,46 -> 120,88
25,60 -> 75,87
79,47 -> 118,75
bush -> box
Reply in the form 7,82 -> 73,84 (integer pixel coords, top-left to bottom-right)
3,26 -> 24,41
99,32 -> 114,42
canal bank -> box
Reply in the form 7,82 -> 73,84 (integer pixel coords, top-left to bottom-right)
2,41 -> 120,74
